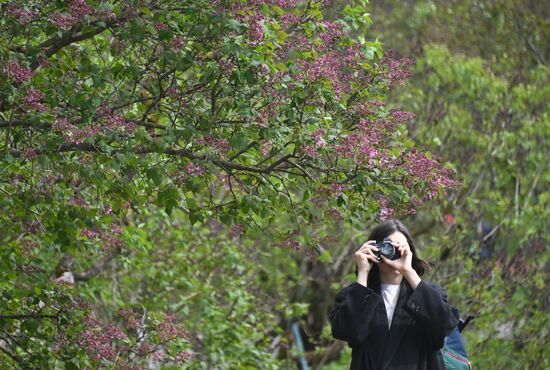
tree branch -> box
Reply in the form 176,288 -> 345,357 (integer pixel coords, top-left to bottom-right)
8,143 -> 305,176
31,22 -> 110,69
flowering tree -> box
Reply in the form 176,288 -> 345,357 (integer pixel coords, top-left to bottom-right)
0,0 -> 457,368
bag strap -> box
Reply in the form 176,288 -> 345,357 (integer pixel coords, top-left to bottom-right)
458,315 -> 474,333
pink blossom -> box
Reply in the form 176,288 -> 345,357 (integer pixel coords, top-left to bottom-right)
300,144 -> 318,158
69,0 -> 93,17
157,314 -> 188,341
3,61 -> 33,83
5,4 -> 39,25
280,235 -> 300,251
218,172 -> 231,190
402,150 -> 460,199
279,13 -> 300,27
21,147 -> 38,161
105,114 -> 126,129
150,350 -> 165,361
52,117 -> 100,144
305,248 -> 318,265
260,139 -> 273,156
48,0 -> 92,30
119,308 -> 141,330
378,198 -> 395,222
319,21 -> 344,47
184,162 -> 205,177
124,121 -> 137,133
80,229 -> 99,239
154,22 -> 169,31
165,87 -> 179,97
172,36 -> 185,50
69,196 -> 88,208
229,224 -> 245,239
101,205 -> 113,214
248,0 -> 297,7
101,233 -> 125,251
176,350 -> 194,364
378,51 -> 415,87
137,342 -> 154,356
39,174 -> 61,187
327,208 -> 343,221
310,128 -> 326,147
248,12 -> 264,46
79,315 -> 128,362
96,103 -> 112,117
48,12 -> 78,30
391,110 -> 416,123
110,223 -> 123,235
25,88 -> 47,112
196,135 -> 230,154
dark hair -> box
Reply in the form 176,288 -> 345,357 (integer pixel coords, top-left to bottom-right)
360,219 -> 430,287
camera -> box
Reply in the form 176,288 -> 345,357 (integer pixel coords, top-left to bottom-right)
375,238 -> 401,261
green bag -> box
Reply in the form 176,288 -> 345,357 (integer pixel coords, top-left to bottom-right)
442,346 -> 471,370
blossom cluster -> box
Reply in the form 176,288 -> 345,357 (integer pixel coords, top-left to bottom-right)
79,315 -> 129,363
5,3 -> 39,25
119,308 -> 141,330
24,88 -> 47,112
334,118 -> 397,167
260,139 -> 273,156
79,223 -> 125,251
229,223 -> 245,239
176,351 -> 195,365
247,12 -> 264,46
195,135 -> 231,154
79,310 -> 191,366
3,60 -> 33,83
184,162 -> 206,177
49,0 -> 94,30
403,150 -> 460,198
96,104 -> 137,133
377,198 -> 395,222
157,314 -> 189,341
378,51 -> 415,87
52,117 -> 100,144
280,230 -> 301,251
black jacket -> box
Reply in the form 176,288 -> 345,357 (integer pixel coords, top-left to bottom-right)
329,280 -> 458,370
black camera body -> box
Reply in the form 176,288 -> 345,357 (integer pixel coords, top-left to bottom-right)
375,238 -> 401,261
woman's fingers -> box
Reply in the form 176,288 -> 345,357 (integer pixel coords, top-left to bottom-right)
358,241 -> 378,253
368,255 -> 380,263
356,248 -> 377,258
355,249 -> 379,264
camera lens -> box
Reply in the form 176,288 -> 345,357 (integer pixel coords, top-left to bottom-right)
379,242 -> 396,259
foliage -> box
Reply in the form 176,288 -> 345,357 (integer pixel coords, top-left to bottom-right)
0,0 -> 458,368
360,1 -> 550,368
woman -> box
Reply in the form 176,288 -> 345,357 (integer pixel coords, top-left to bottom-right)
329,219 -> 457,370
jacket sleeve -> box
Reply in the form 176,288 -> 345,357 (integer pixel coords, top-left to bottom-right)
403,281 -> 459,348
329,282 -> 381,345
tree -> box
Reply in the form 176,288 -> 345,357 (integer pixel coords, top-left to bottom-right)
350,1 -> 550,368
0,0 -> 456,368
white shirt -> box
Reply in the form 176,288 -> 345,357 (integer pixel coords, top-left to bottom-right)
381,283 -> 401,328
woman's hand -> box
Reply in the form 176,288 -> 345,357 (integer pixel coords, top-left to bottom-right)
354,241 -> 379,287
379,240 -> 413,273
355,241 -> 380,273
